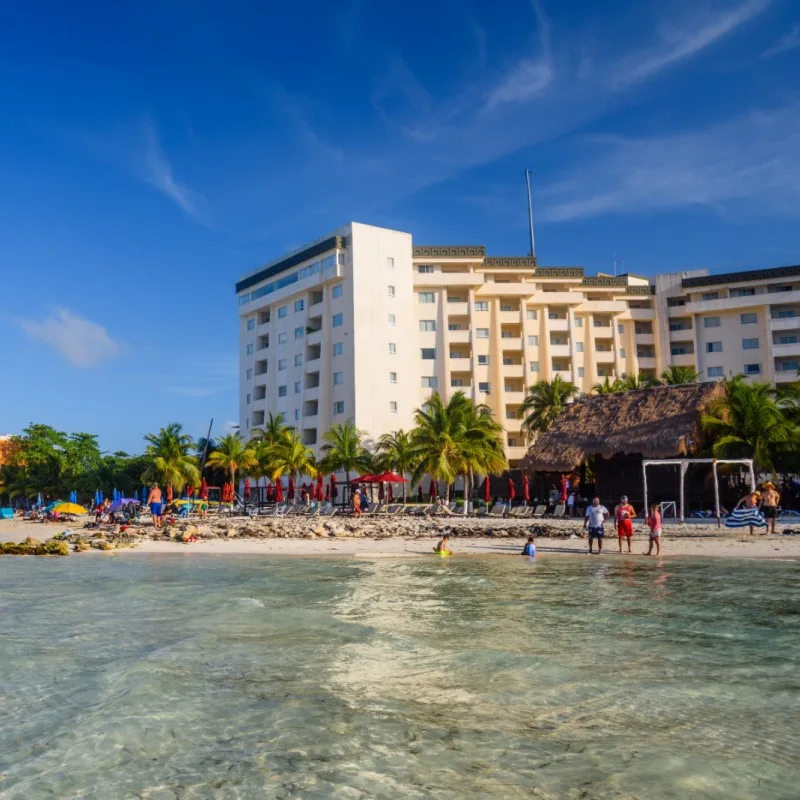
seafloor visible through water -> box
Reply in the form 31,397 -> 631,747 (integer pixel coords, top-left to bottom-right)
0,555 -> 798,799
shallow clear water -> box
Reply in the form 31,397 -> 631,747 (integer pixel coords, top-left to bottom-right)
0,555 -> 798,799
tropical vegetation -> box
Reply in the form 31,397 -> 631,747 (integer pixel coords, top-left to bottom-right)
518,375 -> 578,439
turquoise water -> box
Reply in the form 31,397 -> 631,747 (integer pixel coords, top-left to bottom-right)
0,556 -> 798,799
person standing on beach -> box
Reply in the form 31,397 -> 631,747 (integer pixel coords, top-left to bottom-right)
353,487 -> 363,517
646,503 -> 662,556
734,490 -> 761,535
614,495 -> 636,553
583,497 -> 609,554
761,482 -> 780,534
147,483 -> 163,530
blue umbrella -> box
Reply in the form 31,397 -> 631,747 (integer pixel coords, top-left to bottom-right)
142,486 -> 148,504
37,492 -> 42,509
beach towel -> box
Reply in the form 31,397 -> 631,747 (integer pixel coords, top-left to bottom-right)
725,507 -> 766,528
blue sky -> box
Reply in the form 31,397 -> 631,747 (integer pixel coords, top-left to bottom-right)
1,0 -> 799,452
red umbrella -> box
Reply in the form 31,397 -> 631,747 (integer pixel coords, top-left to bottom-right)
308,481 -> 316,501
387,483 -> 394,503
244,478 -> 251,499
429,479 -> 437,500
418,485 -> 424,502
287,477 -> 295,501
325,484 -> 330,501
508,478 -> 516,502
378,483 -> 385,501
483,477 -> 491,503
373,471 -> 408,483
330,474 -> 337,499
316,474 -> 323,501
166,483 -> 174,503
276,480 -> 284,503
522,473 -> 530,503
200,478 -> 209,500
560,474 -> 569,503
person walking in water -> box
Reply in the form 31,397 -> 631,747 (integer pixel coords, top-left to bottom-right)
147,483 -> 163,530
521,536 -> 536,557
583,496 -> 609,554
646,503 -> 662,556
761,482 -> 780,534
614,495 -> 636,554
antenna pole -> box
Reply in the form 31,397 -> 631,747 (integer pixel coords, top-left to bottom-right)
525,169 -> 536,260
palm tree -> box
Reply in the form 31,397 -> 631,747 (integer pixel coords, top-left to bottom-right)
457,400 -> 508,514
318,420 -> 371,488
143,423 -> 200,491
270,430 -> 317,482
592,376 -> 624,394
661,365 -> 699,385
620,373 -> 658,391
247,437 -> 275,487
519,376 -> 578,440
250,411 -> 289,447
205,433 -> 255,490
376,430 -> 417,502
702,378 -> 800,472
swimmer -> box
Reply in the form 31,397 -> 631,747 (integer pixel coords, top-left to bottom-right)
434,535 -> 452,555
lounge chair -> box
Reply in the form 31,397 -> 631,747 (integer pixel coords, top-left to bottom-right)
550,503 -> 566,518
472,505 -> 489,517
508,506 -> 525,518
490,502 -> 507,517
318,505 -> 338,518
517,506 -> 534,518
386,504 -> 404,515
410,504 -> 434,516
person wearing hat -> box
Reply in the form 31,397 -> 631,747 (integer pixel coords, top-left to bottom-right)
761,482 -> 780,534
614,495 -> 636,553
734,489 -> 762,535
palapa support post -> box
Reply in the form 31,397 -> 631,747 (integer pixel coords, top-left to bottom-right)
642,461 -> 648,524
679,461 -> 687,523
712,459 -> 721,528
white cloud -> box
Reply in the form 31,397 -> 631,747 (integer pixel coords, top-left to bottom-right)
763,23 -> 800,58
611,0 -> 770,88
538,104 -> 800,222
18,309 -> 121,368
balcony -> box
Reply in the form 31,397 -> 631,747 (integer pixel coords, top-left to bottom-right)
502,364 -> 524,379
635,333 -> 655,345
575,299 -> 628,314
504,390 -> 526,404
306,344 -> 321,362
637,356 -> 657,369
303,400 -> 319,418
773,342 -> 800,358
416,271 -> 483,288
501,338 -> 523,351
594,350 -> 616,363
305,372 -> 320,390
254,359 -> 268,376
447,301 -> 470,317
547,317 -> 570,332
670,352 -> 696,367
682,290 -> 791,316
670,328 -> 694,341
254,385 -> 267,401
500,310 -> 520,325
627,307 -> 656,320
549,343 -> 571,358
770,316 -> 800,331
552,370 -> 573,382
448,329 -> 471,344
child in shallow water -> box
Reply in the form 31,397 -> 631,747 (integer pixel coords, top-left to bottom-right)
434,535 -> 452,555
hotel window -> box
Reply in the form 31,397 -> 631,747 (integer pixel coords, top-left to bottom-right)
278,358 -> 287,370
476,328 -> 489,339
706,342 -> 722,353
702,292 -> 719,301
776,309 -> 797,319
332,313 -> 343,327
278,385 -> 288,397
246,368 -> 252,380
619,348 -> 626,359
419,291 -> 435,303
707,366 -> 724,378
740,313 -> 758,324
671,347 -> 690,356
418,265 -> 434,273
475,301 -> 488,311
730,288 -> 756,298
778,335 -> 798,345
503,358 -> 513,366
451,378 -> 464,387
338,253 -> 345,265
333,342 -> 343,357
530,361 -> 539,372
576,342 -> 584,353
742,338 -> 759,350
295,326 -> 304,339
333,371 -> 344,386
526,309 -> 537,320
704,316 -> 721,328
421,348 -> 436,359
332,283 -> 343,299
295,409 -> 300,421
278,332 -> 287,344
246,319 -> 255,331
387,256 -> 395,267
388,285 -> 396,297
505,410 -> 516,420
448,324 -> 461,331
500,304 -> 513,312
388,313 -> 396,327
508,438 -> 518,447
333,401 -> 344,415
744,363 -> 761,375
294,299 -> 304,312
389,372 -> 397,383
779,360 -> 799,371
294,354 -> 303,366
294,381 -> 301,394
527,335 -> 539,346
478,355 -> 490,365
422,377 -> 438,389
670,322 -> 689,331
773,284 -> 793,293
419,320 -> 436,332
618,324 -> 625,335
245,343 -> 254,355
574,318 -> 583,328
246,393 -> 251,405
389,401 -> 398,413
577,367 -> 585,378
479,382 -> 491,394
389,342 -> 397,355
278,305 -> 288,318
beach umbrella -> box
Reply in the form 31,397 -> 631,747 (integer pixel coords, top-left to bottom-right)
52,502 -> 88,515
36,492 -> 43,509
373,471 -> 408,483
378,483 -> 385,501
287,477 -> 295,501
276,480 -> 284,503
200,478 -> 209,499
325,484 -> 330,501
316,474 -> 323,501
560,474 -> 569,503
508,478 -> 516,502
483,477 -> 491,503
142,486 -> 148,503
330,474 -> 337,499
309,481 -> 316,501
417,485 -> 424,503
244,478 -> 251,499
522,473 -> 530,504
429,479 -> 437,500
387,483 -> 393,503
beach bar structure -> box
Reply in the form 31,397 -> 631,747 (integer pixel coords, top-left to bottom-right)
521,382 -> 742,513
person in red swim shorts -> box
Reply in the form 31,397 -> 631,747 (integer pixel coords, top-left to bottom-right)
614,495 -> 636,553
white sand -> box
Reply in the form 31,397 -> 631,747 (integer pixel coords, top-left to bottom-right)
2,517 -> 799,559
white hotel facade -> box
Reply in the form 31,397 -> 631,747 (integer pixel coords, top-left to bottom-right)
237,222 -> 800,467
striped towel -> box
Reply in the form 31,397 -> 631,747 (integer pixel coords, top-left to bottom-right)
725,507 -> 766,528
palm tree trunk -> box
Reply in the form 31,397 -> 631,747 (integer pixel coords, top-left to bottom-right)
462,472 -> 469,516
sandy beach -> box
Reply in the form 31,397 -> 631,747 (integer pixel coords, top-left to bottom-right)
2,515 -> 800,559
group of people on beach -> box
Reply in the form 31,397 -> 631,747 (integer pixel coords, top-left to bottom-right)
582,496 -> 663,556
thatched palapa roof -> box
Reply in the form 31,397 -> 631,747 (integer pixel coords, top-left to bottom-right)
522,382 -> 722,472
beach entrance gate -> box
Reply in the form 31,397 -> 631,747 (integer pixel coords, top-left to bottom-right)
642,458 -> 755,525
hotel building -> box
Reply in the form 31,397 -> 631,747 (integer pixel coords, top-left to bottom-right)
236,222 -> 798,466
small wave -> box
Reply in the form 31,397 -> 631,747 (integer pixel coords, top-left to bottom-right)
237,597 -> 265,608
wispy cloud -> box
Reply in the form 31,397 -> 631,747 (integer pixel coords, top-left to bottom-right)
17,309 -> 121,367
538,104 -> 800,222
160,355 -> 238,398
610,0 -> 770,88
762,23 -> 800,58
